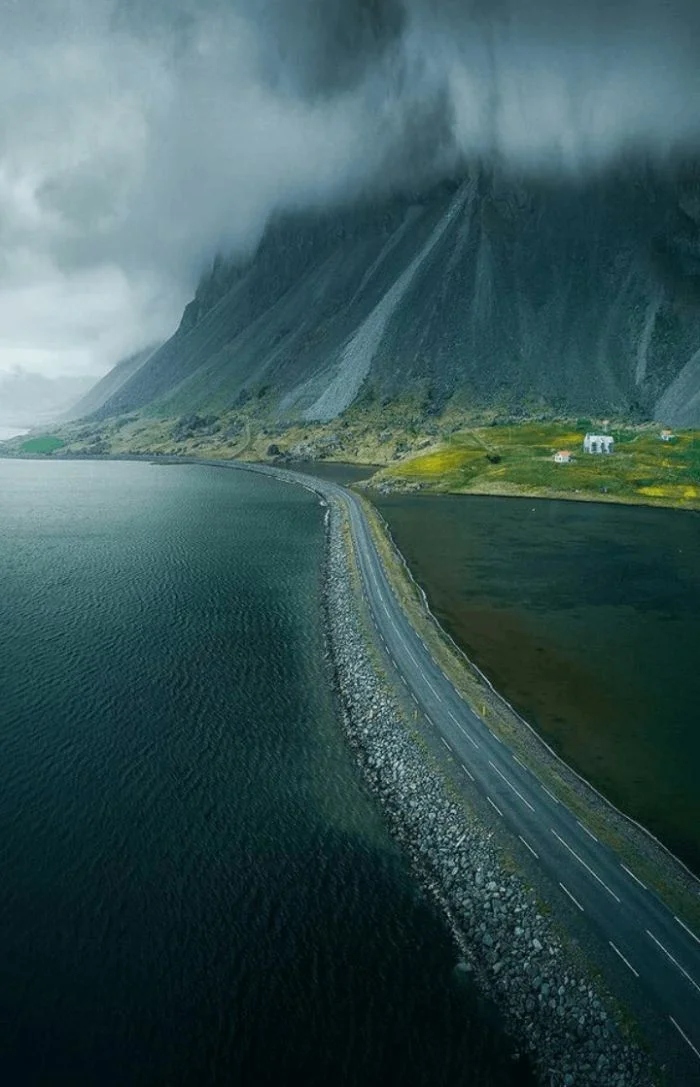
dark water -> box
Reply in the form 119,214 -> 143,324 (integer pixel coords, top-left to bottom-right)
283,460 -> 378,485
0,460 -> 530,1087
374,493 -> 700,875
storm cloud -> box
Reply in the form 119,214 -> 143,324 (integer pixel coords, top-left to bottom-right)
1,0 -> 699,389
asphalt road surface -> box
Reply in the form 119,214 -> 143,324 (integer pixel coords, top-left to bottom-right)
224,461 -> 700,1084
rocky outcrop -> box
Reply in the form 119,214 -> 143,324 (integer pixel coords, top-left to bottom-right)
322,499 -> 653,1087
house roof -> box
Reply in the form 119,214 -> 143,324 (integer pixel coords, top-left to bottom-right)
556,449 -> 571,456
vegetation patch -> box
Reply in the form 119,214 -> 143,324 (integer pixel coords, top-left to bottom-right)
20,435 -> 65,454
372,423 -> 700,510
397,445 -> 479,478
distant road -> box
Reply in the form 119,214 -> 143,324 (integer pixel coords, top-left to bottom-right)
216,459 -> 700,1083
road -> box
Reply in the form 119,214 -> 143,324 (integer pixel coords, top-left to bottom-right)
221,460 -> 700,1083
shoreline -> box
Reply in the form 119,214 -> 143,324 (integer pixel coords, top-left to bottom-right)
364,478 -> 700,515
3,443 -> 699,514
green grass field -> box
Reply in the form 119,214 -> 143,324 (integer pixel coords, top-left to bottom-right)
20,435 -> 65,455
374,424 -> 700,509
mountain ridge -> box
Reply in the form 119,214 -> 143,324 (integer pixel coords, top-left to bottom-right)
86,166 -> 700,427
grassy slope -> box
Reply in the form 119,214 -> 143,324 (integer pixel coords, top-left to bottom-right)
19,435 -> 65,454
0,391 -> 438,466
372,423 -> 700,510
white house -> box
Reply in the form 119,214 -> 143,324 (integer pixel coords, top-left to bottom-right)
583,433 -> 614,454
660,429 -> 674,442
554,450 -> 572,463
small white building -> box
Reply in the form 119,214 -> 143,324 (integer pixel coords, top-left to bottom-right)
583,433 -> 614,455
554,449 -> 572,464
660,429 -> 674,442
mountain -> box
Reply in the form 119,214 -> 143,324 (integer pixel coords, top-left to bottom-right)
87,166 -> 700,427
62,344 -> 162,421
0,370 -> 94,427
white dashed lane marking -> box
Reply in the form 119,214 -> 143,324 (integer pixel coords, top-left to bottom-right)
405,647 -> 420,669
488,761 -> 535,813
401,645 -> 444,705
576,820 -> 599,843
519,835 -> 539,860
670,1017 -> 700,1061
447,710 -> 479,749
550,829 -> 620,904
675,915 -> 700,946
609,941 -> 639,978
422,674 -> 443,702
540,783 -> 560,805
559,883 -> 584,912
646,930 -> 700,995
462,763 -> 475,782
487,796 -> 503,817
620,863 -> 647,891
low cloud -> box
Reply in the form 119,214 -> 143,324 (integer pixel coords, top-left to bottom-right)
0,0 -> 699,383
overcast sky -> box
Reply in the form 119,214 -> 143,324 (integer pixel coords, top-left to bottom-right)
1,0 -> 699,382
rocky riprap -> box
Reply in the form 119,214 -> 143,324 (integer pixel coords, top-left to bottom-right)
322,500 -> 653,1087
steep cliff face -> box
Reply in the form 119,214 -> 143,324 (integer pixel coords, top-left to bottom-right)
91,167 -> 700,425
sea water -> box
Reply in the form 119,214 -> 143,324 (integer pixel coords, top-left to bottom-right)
0,459 -> 530,1087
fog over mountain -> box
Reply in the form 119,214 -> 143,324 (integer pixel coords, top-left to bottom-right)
1,0 -> 700,422
0,370 -> 93,427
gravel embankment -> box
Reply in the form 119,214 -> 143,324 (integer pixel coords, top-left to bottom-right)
323,500 -> 653,1087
